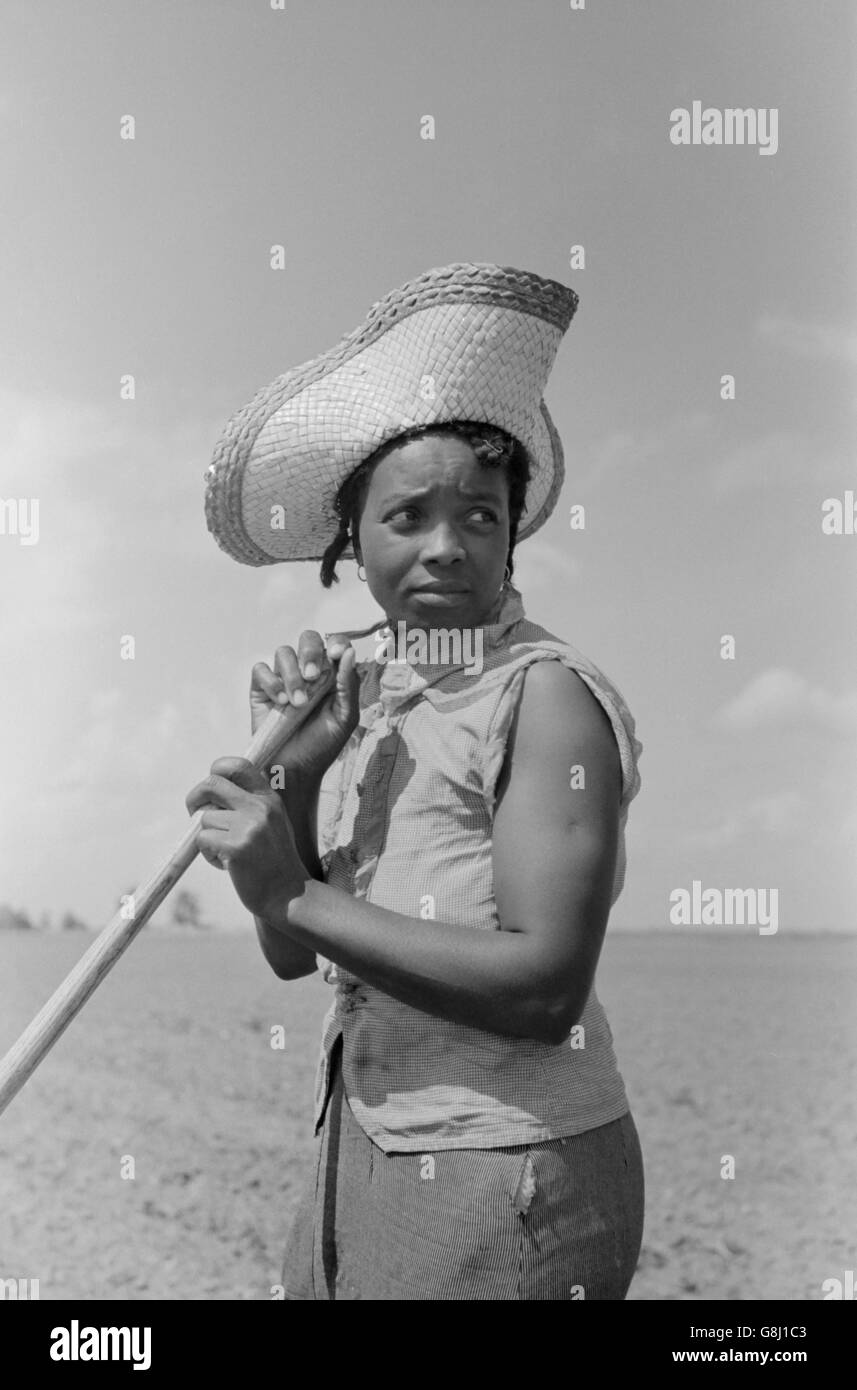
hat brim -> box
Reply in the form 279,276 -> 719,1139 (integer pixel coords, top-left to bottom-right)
205,263 -> 577,566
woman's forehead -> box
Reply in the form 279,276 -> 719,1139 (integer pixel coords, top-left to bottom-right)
367,433 -> 507,496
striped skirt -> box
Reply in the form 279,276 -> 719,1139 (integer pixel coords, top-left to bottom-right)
281,1034 -> 644,1300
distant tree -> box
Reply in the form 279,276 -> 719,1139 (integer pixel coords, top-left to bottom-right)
0,905 -> 35,930
171,889 -> 206,930
60,912 -> 89,932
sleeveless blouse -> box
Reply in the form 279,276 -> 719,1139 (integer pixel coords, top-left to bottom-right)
310,582 -> 643,1153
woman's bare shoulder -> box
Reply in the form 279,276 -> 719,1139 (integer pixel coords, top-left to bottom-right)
495,658 -> 622,809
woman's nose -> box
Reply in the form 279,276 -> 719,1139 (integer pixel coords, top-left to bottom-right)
420,523 -> 467,564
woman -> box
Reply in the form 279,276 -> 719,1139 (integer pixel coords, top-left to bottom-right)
191,263 -> 644,1299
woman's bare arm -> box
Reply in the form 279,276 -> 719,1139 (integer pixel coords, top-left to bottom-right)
490,662 -> 623,1030
264,662 -> 623,1040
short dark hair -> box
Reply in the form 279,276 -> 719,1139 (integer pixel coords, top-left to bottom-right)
319,421 -> 531,588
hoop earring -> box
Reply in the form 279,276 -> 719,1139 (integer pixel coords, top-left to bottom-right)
357,564 -> 367,582
503,565 -> 512,583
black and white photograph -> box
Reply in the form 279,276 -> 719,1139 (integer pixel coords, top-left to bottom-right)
1,0 -> 854,1343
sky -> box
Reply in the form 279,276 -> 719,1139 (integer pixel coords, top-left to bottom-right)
0,0 -> 855,933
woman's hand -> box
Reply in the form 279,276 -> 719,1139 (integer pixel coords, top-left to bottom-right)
186,757 -> 309,919
251,632 -> 361,782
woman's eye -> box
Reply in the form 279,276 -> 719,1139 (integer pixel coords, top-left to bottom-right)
389,509 -> 497,525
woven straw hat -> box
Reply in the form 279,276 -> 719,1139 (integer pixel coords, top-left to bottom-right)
204,261 -> 579,566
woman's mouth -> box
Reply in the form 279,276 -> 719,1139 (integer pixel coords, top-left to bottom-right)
412,587 -> 470,603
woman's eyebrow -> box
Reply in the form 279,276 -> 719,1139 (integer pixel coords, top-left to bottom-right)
382,485 -> 502,505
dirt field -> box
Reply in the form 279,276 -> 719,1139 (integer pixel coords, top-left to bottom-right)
1,930 -> 854,1300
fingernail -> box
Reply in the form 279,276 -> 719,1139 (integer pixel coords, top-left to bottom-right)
277,691 -> 289,704
292,689 -> 307,706
303,662 -> 319,679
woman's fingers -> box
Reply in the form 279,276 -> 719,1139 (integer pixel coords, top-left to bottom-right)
185,776 -> 231,815
333,645 -> 358,713
190,761 -> 276,867
197,831 -> 230,870
296,630 -> 329,680
251,660 -> 282,707
273,644 -> 309,706
210,756 -> 272,788
198,809 -> 231,869
186,769 -> 259,816
273,632 -> 350,706
317,644 -> 359,741
252,632 -> 351,731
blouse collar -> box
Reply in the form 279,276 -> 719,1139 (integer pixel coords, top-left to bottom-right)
369,581 -> 527,716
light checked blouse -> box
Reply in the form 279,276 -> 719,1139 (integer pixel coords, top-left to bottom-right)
311,581 -> 643,1153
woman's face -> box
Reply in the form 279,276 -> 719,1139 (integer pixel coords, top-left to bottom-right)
354,432 -> 511,630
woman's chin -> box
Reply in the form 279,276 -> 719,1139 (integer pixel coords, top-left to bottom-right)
390,596 -> 484,630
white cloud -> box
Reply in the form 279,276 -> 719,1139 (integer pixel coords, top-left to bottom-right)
757,314 -> 857,368
706,430 -> 820,495
836,803 -> 857,849
269,573 -> 383,649
712,668 -> 857,737
258,565 -> 303,611
514,538 -> 581,591
0,384 -> 222,546
575,412 -> 712,491
50,688 -> 183,797
577,415 -> 846,501
0,389 -> 227,665
683,790 -> 805,850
